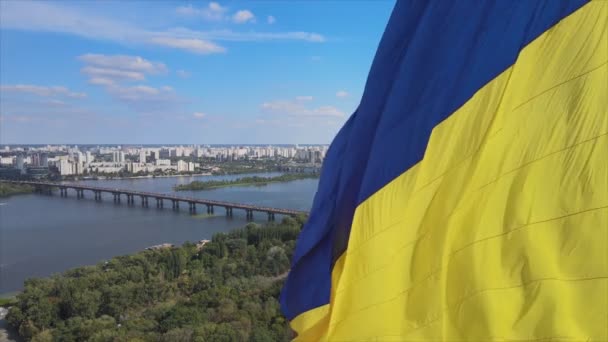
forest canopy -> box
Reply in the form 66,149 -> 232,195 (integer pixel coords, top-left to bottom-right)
7,215 -> 307,341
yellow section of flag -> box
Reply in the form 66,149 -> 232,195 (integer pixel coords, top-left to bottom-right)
296,2 -> 608,340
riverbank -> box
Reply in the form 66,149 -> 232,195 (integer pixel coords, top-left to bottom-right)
5,217 -> 305,341
174,173 -> 319,191
1,172 -> 316,295
0,183 -> 33,198
0,296 -> 22,342
64,172 -> 213,182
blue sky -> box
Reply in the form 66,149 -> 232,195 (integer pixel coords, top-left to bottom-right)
0,1 -> 394,144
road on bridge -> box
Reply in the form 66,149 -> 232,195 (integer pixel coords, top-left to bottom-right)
1,180 -> 309,219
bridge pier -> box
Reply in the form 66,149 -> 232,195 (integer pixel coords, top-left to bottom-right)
1,181 -> 308,219
267,212 -> 275,221
188,202 -> 196,213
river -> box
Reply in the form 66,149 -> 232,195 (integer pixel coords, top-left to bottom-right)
0,173 -> 318,295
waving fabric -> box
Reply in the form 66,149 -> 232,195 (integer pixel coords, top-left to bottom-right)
281,0 -> 608,340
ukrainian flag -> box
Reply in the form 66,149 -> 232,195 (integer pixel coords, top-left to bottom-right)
281,0 -> 607,340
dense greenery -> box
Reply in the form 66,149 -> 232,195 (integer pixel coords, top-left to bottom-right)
174,173 -> 318,191
7,215 -> 307,341
0,183 -> 34,197
0,297 -> 18,307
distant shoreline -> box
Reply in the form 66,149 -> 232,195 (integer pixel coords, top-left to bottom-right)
0,183 -> 34,198
174,173 -> 319,191
69,172 -> 213,181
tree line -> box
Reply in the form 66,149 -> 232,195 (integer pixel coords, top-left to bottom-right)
0,183 -> 34,197
174,173 -> 319,191
6,215 -> 308,341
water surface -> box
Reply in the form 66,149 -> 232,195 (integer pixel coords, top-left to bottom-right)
0,173 -> 317,294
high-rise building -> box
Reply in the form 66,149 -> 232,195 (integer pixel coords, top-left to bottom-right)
112,151 -> 125,163
139,150 -> 146,163
177,160 -> 185,172
40,153 -> 49,167
58,159 -> 73,175
31,153 -> 41,167
16,154 -> 25,174
159,149 -> 170,159
177,160 -> 188,172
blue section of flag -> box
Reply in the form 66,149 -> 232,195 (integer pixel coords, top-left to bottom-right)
281,0 -> 588,321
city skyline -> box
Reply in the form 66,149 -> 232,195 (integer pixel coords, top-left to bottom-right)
0,1 -> 394,145
0,143 -> 328,179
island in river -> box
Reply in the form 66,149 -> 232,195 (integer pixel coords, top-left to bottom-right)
173,173 -> 319,191
0,183 -> 33,198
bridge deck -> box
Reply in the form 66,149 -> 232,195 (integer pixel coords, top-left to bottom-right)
2,180 -> 308,216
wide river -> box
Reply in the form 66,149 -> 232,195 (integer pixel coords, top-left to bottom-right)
0,173 -> 318,295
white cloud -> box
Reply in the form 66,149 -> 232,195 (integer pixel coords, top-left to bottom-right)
296,96 -> 313,101
149,36 -> 226,54
261,98 -> 344,118
267,15 -> 276,24
98,84 -> 177,115
0,2 -> 326,52
79,54 -> 167,73
233,10 -> 255,24
111,84 -> 165,99
176,5 -> 197,16
77,53 -> 179,114
166,27 -> 325,43
88,78 -> 116,86
193,112 -> 207,119
208,2 -> 225,12
336,90 -> 349,98
2,115 -> 34,123
79,54 -> 168,85
48,99 -> 66,106
176,70 -> 191,78
0,1 -> 226,54
1,84 -> 86,98
311,106 -> 344,117
176,2 -> 227,21
81,67 -> 146,82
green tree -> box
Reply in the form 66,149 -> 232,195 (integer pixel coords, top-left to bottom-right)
7,217 -> 307,341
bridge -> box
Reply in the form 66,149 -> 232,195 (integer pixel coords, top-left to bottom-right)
2,180 -> 308,221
